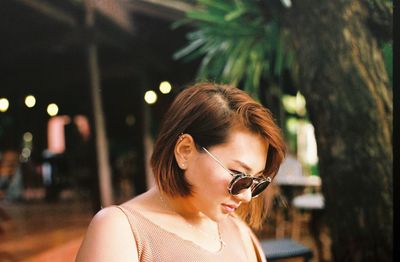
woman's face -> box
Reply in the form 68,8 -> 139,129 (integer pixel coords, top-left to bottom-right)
184,128 -> 269,222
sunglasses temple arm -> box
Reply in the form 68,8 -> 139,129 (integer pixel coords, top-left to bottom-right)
201,147 -> 235,177
254,176 -> 272,184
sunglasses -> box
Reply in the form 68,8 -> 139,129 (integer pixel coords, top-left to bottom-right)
201,147 -> 271,198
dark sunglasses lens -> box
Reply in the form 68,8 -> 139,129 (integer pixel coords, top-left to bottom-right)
251,181 -> 270,197
231,177 -> 253,195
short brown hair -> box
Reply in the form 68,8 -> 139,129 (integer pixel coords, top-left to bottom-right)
151,82 -> 286,229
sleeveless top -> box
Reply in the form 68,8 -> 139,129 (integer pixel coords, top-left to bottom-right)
117,205 -> 266,262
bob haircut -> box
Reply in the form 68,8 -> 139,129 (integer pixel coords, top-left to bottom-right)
151,82 -> 286,229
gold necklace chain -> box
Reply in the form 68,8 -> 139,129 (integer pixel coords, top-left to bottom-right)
159,194 -> 226,248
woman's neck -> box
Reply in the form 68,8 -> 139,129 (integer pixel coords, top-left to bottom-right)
150,186 -> 212,225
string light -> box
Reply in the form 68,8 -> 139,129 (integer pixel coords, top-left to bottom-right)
47,103 -> 59,116
25,95 -> 36,108
159,81 -> 172,94
0,98 -> 9,112
144,90 -> 157,104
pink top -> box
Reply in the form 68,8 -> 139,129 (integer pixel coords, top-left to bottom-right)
117,205 -> 266,262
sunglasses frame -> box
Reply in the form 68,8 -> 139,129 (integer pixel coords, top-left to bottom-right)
201,147 -> 271,198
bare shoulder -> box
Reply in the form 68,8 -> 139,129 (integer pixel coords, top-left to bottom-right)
76,206 -> 138,262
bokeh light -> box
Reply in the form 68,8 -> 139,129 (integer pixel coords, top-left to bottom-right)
144,90 -> 157,104
126,114 -> 136,126
0,98 -> 9,112
159,81 -> 172,94
23,132 -> 33,142
25,95 -> 36,108
47,103 -> 59,116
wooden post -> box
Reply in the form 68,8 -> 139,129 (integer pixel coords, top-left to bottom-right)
84,0 -> 113,207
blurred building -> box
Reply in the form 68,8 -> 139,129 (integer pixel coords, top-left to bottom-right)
0,0 -> 199,203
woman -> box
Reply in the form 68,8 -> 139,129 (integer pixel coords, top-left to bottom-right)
76,83 -> 286,261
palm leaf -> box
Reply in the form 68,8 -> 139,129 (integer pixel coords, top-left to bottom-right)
173,0 -> 295,100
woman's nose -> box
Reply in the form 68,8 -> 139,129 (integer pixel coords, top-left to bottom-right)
233,187 -> 252,203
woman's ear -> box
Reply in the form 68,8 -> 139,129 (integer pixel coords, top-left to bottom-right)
174,134 -> 195,170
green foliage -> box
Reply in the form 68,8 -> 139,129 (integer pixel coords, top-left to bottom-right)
173,0 -> 293,100
381,42 -> 392,86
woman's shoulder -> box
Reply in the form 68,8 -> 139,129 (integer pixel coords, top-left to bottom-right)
76,206 -> 139,262
91,205 -> 131,228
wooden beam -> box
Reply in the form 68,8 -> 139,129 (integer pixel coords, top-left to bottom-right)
15,0 -> 77,27
92,0 -> 134,32
127,0 -> 194,21
16,0 -> 134,33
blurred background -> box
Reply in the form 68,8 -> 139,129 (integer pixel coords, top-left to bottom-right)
0,0 -> 393,261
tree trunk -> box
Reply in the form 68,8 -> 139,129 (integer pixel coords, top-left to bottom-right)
283,1 -> 392,261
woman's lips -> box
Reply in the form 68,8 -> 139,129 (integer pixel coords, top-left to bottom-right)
221,203 -> 239,213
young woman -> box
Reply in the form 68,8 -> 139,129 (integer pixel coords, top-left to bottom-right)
76,83 -> 286,261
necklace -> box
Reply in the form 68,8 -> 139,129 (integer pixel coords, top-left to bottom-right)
159,194 -> 226,248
